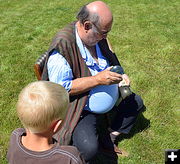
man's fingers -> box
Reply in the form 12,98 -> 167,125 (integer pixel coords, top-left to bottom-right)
109,71 -> 122,78
108,74 -> 123,82
106,66 -> 113,71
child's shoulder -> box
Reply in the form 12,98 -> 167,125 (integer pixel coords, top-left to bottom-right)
57,145 -> 83,158
57,145 -> 85,163
9,128 -> 25,143
59,145 -> 80,155
11,128 -> 26,136
60,145 -> 79,151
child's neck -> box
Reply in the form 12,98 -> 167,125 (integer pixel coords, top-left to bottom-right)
21,130 -> 54,152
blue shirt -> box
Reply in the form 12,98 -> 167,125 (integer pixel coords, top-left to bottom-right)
47,27 -> 119,114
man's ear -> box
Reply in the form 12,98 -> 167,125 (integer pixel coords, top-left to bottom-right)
84,21 -> 92,31
53,120 -> 62,133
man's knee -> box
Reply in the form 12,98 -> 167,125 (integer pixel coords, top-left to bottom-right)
134,94 -> 144,111
72,122 -> 99,161
123,93 -> 144,113
81,141 -> 99,161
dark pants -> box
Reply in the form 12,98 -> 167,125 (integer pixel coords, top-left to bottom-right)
72,93 -> 144,161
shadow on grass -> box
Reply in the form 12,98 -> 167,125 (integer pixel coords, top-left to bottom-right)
116,110 -> 150,143
90,152 -> 118,164
91,107 -> 150,164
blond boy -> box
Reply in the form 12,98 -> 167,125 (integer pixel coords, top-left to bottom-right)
7,81 -> 85,164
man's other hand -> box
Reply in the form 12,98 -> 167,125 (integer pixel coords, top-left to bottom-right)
94,67 -> 123,85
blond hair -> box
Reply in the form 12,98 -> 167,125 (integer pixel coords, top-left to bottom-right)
17,81 -> 69,133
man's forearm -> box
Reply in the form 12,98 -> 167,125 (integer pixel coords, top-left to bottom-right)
69,68 -> 123,96
69,76 -> 99,96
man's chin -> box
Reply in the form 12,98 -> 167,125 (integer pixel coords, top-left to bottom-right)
89,41 -> 99,46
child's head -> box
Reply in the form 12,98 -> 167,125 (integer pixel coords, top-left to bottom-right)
17,81 -> 69,133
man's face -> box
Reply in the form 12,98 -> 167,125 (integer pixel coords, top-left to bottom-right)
85,20 -> 112,46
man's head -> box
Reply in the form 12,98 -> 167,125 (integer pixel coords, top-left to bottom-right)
76,1 -> 113,46
17,81 -> 69,133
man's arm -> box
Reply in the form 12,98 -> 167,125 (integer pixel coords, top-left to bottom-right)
70,67 -> 123,96
47,51 -> 123,96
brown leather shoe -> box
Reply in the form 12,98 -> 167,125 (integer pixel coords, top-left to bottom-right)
100,144 -> 129,157
114,145 -> 129,157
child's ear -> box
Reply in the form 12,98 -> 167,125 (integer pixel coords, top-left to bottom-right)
53,120 -> 62,133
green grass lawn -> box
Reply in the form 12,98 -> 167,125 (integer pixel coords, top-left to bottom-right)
0,0 -> 179,163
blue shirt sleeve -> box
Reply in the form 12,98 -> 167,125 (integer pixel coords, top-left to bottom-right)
47,51 -> 73,91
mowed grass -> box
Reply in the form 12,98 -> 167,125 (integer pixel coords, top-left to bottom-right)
0,0 -> 179,163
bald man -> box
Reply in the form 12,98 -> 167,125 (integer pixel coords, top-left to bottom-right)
42,1 -> 144,162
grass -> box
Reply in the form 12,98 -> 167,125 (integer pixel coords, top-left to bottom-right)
0,0 -> 179,163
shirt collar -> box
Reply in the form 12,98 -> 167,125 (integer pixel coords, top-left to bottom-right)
75,26 -> 109,70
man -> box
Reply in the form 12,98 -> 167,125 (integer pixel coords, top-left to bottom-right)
42,1 -> 144,162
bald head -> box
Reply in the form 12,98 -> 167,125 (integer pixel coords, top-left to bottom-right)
76,1 -> 113,46
76,1 -> 113,27
87,1 -> 113,25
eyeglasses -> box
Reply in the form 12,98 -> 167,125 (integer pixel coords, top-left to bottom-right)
91,22 -> 110,36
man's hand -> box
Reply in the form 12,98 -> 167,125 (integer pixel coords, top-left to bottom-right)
70,67 -> 123,96
119,74 -> 130,87
94,67 -> 123,85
